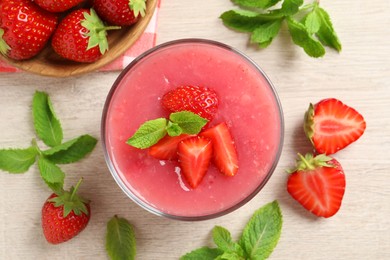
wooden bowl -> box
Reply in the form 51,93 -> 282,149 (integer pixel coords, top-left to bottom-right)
0,0 -> 158,77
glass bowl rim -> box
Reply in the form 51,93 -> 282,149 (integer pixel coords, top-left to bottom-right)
101,38 -> 285,221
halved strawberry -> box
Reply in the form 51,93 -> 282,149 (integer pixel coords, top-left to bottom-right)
304,98 -> 366,155
162,85 -> 219,122
200,122 -> 238,176
177,136 -> 213,188
149,134 -> 193,160
287,153 -> 346,218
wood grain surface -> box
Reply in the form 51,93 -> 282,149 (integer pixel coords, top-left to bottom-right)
0,0 -> 157,77
0,0 -> 389,259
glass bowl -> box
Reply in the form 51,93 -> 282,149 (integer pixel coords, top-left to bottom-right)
101,39 -> 284,221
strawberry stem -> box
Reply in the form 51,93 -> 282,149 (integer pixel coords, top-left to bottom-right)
70,178 -> 83,201
297,153 -> 315,170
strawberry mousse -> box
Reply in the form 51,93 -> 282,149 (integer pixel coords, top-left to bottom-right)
102,39 -> 284,220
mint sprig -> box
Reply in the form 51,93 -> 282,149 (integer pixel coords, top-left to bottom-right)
126,111 -> 208,149
0,91 -> 97,193
180,201 -> 283,260
106,215 -> 137,260
221,0 -> 341,57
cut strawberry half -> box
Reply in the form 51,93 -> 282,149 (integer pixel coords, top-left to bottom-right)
200,122 -> 238,176
304,98 -> 366,155
287,153 -> 346,218
177,136 -> 213,188
149,134 -> 193,160
162,85 -> 219,121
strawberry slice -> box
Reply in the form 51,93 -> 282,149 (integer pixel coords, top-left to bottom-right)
149,134 -> 193,160
200,122 -> 238,176
287,153 -> 346,218
304,98 -> 366,155
162,85 -> 219,121
177,136 -> 213,188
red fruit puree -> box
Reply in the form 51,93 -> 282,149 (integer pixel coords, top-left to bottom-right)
103,39 -> 283,219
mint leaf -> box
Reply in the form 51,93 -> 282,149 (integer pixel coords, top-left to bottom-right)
217,251 -> 244,260
303,9 -> 321,34
232,0 -> 282,9
42,135 -> 97,164
239,201 -> 282,260
220,10 -> 282,32
169,111 -> 208,134
166,121 -> 183,137
315,7 -> 342,51
251,19 -> 282,47
180,247 -> 224,260
287,17 -> 325,57
213,226 -> 236,252
0,147 -> 37,173
37,157 -> 65,188
126,118 -> 168,149
106,215 -> 136,260
32,91 -> 63,147
281,0 -> 304,16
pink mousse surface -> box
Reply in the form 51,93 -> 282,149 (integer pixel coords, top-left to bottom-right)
105,41 -> 282,217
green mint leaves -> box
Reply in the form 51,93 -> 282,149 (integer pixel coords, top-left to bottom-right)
0,147 -> 38,173
127,111 -> 208,149
181,201 -> 283,260
106,215 -> 137,260
221,0 -> 341,57
0,91 -> 97,193
33,91 -> 63,147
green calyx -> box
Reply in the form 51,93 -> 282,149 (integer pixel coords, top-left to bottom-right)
288,153 -> 334,173
49,178 -> 89,218
81,9 -> 121,55
303,103 -> 315,145
0,28 -> 11,56
129,0 -> 147,17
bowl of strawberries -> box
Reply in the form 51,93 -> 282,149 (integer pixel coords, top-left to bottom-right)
0,0 -> 158,77
101,39 -> 284,220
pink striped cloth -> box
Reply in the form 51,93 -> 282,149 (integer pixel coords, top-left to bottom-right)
0,0 -> 161,73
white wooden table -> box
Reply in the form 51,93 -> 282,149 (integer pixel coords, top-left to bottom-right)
1,0 -> 389,259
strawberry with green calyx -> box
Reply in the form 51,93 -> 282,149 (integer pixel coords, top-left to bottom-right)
200,122 -> 239,177
177,136 -> 213,189
304,98 -> 366,155
287,153 -> 346,218
42,178 -> 91,244
34,0 -> 85,12
94,0 -> 147,26
0,0 -> 58,60
51,8 -> 120,63
162,85 -> 219,122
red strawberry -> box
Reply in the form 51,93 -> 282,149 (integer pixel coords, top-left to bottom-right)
34,0 -> 85,12
0,0 -> 58,60
177,136 -> 213,188
149,134 -> 193,160
287,153 -> 346,218
162,86 -> 219,122
94,0 -> 146,26
304,98 -> 366,155
42,179 -> 90,244
51,8 -> 120,63
200,122 -> 238,176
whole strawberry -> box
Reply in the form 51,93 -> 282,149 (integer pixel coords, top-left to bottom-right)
287,153 -> 346,218
304,98 -> 366,155
42,179 -> 91,244
34,0 -> 85,12
0,0 -> 58,60
51,8 -> 120,63
93,0 -> 146,26
162,86 -> 219,122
